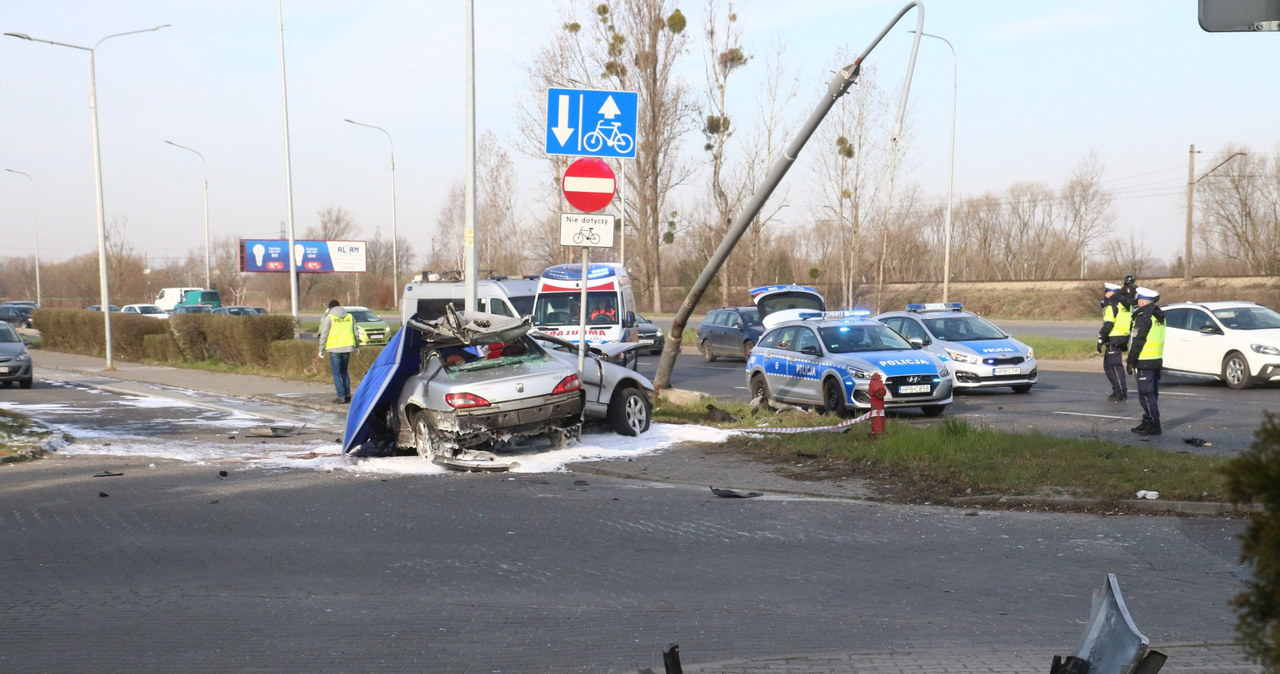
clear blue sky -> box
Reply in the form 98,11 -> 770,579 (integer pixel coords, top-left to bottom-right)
2,0 -> 1276,268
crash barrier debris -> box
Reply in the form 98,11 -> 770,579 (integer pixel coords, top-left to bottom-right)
644,574 -> 1165,673
747,408 -> 884,435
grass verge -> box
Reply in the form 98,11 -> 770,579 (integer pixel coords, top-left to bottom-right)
0,409 -> 53,463
1015,335 -> 1095,360
652,399 -> 1232,508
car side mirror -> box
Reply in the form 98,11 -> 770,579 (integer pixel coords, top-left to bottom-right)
1199,324 -> 1222,335
623,311 -> 636,328
800,344 -> 820,356
731,319 -> 742,329
909,338 -> 925,349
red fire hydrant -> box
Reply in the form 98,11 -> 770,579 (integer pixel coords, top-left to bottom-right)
868,373 -> 887,439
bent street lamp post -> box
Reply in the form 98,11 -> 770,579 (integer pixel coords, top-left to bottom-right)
344,118 -> 399,309
654,2 -> 925,389
3,169 -> 41,306
6,24 -> 169,370
163,140 -> 211,288
1184,146 -> 1246,281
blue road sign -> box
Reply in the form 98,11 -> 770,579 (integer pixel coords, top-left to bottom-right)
545,87 -> 638,159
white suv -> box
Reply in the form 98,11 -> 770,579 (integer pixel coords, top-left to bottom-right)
1161,301 -> 1280,389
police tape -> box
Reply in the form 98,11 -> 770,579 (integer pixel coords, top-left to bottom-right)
747,408 -> 884,434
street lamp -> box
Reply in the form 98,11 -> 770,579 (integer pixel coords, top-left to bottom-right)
3,169 -> 41,306
6,24 -> 169,369
163,140 -> 210,288
344,118 -> 399,308
912,30 -> 957,302
1184,145 -> 1246,281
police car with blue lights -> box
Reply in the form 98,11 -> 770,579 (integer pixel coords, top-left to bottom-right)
873,303 -> 1036,393
745,310 -> 954,417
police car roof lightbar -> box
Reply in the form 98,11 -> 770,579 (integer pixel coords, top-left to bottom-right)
906,302 -> 962,312
798,309 -> 872,320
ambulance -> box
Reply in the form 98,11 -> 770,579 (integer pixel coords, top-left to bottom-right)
531,263 -> 638,345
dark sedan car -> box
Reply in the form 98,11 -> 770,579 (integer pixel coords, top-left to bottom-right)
0,305 -> 33,329
635,314 -> 664,354
0,322 -> 34,388
696,306 -> 763,361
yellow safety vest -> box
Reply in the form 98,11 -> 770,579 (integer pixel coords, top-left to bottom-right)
1104,302 -> 1132,338
325,313 -> 356,350
1137,319 -> 1164,361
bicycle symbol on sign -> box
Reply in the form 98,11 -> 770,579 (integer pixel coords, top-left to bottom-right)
582,119 -> 634,155
572,226 -> 601,245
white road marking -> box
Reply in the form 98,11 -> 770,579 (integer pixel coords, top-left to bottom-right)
1053,411 -> 1133,420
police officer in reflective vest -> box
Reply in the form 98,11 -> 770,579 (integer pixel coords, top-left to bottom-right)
1126,287 -> 1165,436
317,299 -> 359,404
1098,281 -> 1133,402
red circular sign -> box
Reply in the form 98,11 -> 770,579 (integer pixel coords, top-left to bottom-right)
561,157 -> 616,213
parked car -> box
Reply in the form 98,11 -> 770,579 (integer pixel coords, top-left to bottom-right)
343,309 -> 585,471
345,306 -> 391,346
175,289 -> 222,310
85,304 -> 121,312
121,303 -> 169,318
530,332 -> 654,435
212,305 -> 260,316
635,314 -> 664,355
0,322 -> 34,388
171,305 -> 212,315
0,305 -> 33,329
696,306 -> 763,361
1161,300 -> 1280,389
874,303 -> 1037,393
745,311 -> 953,417
1,300 -> 38,311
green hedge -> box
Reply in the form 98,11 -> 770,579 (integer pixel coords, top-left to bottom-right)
32,309 -> 169,360
269,340 -> 382,383
167,314 -> 294,366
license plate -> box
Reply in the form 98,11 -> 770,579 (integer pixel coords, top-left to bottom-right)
0,367 -> 8,374
639,338 -> 654,345
994,367 -> 1020,376
898,384 -> 930,394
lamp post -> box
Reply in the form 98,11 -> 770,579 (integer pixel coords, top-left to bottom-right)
344,118 -> 399,308
912,30 -> 957,302
3,169 -> 41,306
1184,145 -> 1246,281
163,140 -> 210,288
6,25 -> 169,369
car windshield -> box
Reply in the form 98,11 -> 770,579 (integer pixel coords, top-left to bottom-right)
820,322 -> 914,353
510,295 -> 535,316
922,315 -> 1006,341
348,310 -> 380,323
1212,305 -> 1280,330
437,337 -> 546,374
533,291 -> 617,326
0,323 -> 20,342
138,306 -> 161,314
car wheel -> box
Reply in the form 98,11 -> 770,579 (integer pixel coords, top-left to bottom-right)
608,386 -> 651,436
920,404 -> 947,417
0,381 -> 11,388
1011,384 -> 1033,394
741,340 -> 753,360
749,373 -> 771,404
411,410 -> 438,461
699,339 -> 717,362
822,379 -> 849,417
19,377 -> 32,389
1223,351 -> 1254,390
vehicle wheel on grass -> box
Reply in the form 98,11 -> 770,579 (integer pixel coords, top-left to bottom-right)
411,410 -> 438,461
749,373 -> 771,404
741,340 -> 753,360
1223,351 -> 1253,390
822,379 -> 849,417
920,404 -> 947,417
1011,384 -> 1033,394
19,378 -> 32,389
608,386 -> 651,436
699,339 -> 717,362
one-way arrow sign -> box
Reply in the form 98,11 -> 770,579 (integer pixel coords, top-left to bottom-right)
544,87 -> 638,159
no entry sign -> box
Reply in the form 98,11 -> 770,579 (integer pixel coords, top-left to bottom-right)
561,157 -> 616,213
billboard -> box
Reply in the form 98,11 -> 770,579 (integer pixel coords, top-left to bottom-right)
240,239 -> 367,273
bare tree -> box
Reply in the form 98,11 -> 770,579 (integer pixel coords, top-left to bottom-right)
1060,152 -> 1115,278
1199,147 -> 1280,275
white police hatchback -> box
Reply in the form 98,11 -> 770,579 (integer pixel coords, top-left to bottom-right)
874,303 -> 1036,393
745,311 -> 953,417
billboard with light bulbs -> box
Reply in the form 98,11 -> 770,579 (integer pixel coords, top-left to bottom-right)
239,239 -> 367,273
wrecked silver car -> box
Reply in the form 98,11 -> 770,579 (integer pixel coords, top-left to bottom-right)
530,332 -> 654,436
343,308 -> 584,470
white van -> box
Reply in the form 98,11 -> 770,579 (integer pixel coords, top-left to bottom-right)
155,287 -> 203,312
400,276 -> 537,324
531,263 -> 637,345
